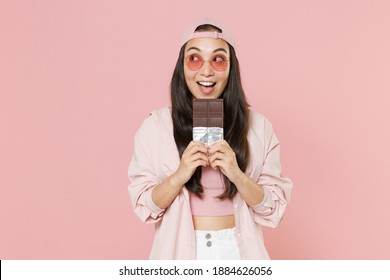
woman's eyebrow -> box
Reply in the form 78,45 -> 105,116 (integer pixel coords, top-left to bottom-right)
213,48 -> 228,54
187,47 -> 201,52
186,47 -> 228,53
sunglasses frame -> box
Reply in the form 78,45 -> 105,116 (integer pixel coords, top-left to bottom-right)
185,53 -> 230,72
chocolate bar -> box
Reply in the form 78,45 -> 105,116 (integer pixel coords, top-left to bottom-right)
193,99 -> 224,145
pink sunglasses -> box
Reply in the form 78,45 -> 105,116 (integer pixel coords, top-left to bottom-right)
185,53 -> 229,71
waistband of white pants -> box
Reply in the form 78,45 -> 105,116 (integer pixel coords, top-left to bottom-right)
195,227 -> 236,238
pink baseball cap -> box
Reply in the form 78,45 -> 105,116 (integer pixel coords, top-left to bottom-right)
180,18 -> 235,48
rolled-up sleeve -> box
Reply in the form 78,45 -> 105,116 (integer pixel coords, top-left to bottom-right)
128,116 -> 166,223
250,122 -> 293,228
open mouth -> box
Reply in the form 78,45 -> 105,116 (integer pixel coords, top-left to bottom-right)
197,81 -> 216,87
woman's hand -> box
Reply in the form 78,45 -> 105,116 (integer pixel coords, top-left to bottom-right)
208,140 -> 244,183
172,141 -> 209,186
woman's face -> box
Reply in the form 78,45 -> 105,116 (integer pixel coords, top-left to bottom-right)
184,37 -> 230,99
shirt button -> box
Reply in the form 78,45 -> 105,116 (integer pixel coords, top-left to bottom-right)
234,204 -> 238,209
206,241 -> 212,247
205,233 -> 211,239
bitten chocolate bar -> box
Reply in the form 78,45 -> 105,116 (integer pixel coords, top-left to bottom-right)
193,99 -> 224,145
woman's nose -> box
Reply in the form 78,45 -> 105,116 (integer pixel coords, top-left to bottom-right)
200,61 -> 214,76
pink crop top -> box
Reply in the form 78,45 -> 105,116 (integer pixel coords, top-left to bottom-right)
190,166 -> 234,216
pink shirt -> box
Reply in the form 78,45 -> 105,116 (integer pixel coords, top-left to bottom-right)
127,107 -> 292,259
190,166 -> 234,216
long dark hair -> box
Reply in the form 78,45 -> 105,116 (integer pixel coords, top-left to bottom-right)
170,24 -> 250,199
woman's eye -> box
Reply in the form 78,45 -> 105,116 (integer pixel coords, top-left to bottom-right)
214,55 -> 225,63
190,54 -> 200,62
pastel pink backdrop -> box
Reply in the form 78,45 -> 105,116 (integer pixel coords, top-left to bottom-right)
1,0 -> 389,259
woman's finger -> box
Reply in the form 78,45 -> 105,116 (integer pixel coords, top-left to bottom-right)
208,151 -> 224,163
184,141 -> 208,156
208,140 -> 232,154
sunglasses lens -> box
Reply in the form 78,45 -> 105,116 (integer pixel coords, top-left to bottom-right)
211,54 -> 228,71
186,53 -> 203,70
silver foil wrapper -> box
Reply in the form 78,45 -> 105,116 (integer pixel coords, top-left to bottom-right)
193,127 -> 224,145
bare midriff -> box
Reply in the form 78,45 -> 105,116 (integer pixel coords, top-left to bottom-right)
192,215 -> 235,230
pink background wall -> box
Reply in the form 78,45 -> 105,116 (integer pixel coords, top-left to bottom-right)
1,0 -> 389,259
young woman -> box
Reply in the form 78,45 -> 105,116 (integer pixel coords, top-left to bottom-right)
127,19 -> 292,259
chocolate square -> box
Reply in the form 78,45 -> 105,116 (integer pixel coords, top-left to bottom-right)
193,99 -> 223,128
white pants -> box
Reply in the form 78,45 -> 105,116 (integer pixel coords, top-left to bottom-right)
195,227 -> 241,260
